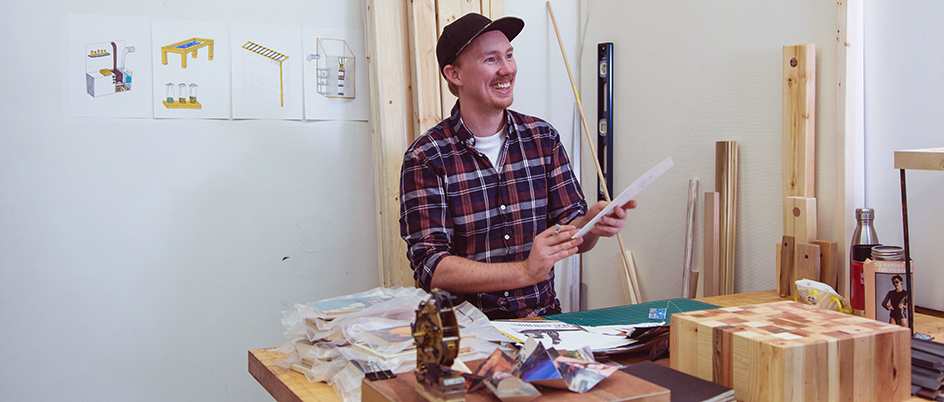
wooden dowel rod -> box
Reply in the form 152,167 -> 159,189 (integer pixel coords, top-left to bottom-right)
547,1 -> 639,303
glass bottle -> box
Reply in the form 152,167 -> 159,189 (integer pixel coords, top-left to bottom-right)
850,208 -> 879,310
165,83 -> 175,103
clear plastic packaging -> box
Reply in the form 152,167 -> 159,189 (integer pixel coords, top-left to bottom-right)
795,279 -> 852,314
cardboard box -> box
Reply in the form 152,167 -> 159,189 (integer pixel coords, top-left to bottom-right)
864,258 -> 912,326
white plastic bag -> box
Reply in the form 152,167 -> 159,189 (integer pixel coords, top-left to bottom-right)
794,279 -> 852,314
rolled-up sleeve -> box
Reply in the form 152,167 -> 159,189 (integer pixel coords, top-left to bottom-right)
545,129 -> 587,225
399,145 -> 452,291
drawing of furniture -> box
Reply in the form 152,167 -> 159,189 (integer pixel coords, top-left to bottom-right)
307,38 -> 355,99
161,38 -> 214,69
242,41 -> 289,107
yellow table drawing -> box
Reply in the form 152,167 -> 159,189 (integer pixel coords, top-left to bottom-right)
161,38 -> 214,69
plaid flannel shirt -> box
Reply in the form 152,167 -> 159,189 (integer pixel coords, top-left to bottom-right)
399,103 -> 587,318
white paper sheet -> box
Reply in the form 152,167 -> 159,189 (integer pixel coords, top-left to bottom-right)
572,156 -> 674,239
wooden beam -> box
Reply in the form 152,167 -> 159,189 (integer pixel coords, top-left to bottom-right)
366,0 -> 415,287
408,0 -> 442,137
783,44 -> 816,199
489,0 -> 505,17
437,0 -> 462,115
716,141 -> 738,295
460,0 -> 481,16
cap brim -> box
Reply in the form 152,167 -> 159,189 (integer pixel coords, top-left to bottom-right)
451,16 -> 524,66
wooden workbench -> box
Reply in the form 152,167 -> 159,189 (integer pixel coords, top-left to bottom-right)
249,290 -> 944,402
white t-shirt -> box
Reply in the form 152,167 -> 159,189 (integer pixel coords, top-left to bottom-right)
473,128 -> 506,169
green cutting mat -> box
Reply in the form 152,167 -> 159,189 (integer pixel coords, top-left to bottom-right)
544,298 -> 719,326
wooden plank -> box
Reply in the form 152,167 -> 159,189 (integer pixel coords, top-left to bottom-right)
795,243 -> 821,287
437,0 -> 461,115
779,236 -> 795,297
488,0 -> 504,18
894,148 -> 944,171
689,271 -> 699,299
366,0 -> 415,287
407,0 -> 442,138
703,192 -> 721,297
460,0 -> 481,16
682,179 -> 698,298
715,141 -> 738,295
811,240 -> 839,289
783,196 -> 817,244
783,44 -> 816,199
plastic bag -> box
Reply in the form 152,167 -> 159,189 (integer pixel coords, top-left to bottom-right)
794,279 -> 853,314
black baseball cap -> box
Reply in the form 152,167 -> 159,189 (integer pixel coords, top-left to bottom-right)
436,13 -> 524,77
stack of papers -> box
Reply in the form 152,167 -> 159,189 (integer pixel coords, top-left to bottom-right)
488,319 -> 664,354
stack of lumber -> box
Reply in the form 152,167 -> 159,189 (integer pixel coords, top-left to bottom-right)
912,338 -> 944,400
670,301 -> 911,402
776,43 -> 841,298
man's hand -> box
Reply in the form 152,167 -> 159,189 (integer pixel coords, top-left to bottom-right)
585,200 -> 637,237
522,224 -> 583,283
569,200 -> 637,253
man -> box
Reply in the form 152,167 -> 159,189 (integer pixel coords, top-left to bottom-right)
399,13 -> 635,319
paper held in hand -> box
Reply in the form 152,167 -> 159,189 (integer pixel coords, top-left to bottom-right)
572,156 -> 674,239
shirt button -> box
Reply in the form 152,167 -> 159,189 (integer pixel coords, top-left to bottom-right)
504,291 -> 509,296
500,205 -> 506,211
504,234 -> 510,240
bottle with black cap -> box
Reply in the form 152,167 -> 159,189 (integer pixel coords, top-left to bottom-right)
850,208 -> 879,310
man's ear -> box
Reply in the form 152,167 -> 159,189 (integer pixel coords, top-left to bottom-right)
443,65 -> 461,87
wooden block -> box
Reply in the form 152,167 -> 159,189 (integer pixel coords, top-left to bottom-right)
670,301 -> 911,402
779,236 -> 795,298
783,44 -> 816,199
784,196 -> 817,244
703,192 -> 721,297
362,368 -> 670,402
811,240 -> 839,289
795,243 -> 821,295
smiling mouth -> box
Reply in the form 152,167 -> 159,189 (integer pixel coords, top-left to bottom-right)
491,81 -> 512,90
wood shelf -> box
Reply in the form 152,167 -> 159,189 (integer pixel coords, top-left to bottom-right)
894,147 -> 944,171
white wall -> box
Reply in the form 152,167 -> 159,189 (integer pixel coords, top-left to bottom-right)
0,1 -> 582,401
577,1 -> 840,308
0,1 -> 378,401
863,0 -> 944,311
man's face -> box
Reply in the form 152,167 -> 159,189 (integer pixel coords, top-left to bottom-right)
449,30 -> 517,112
